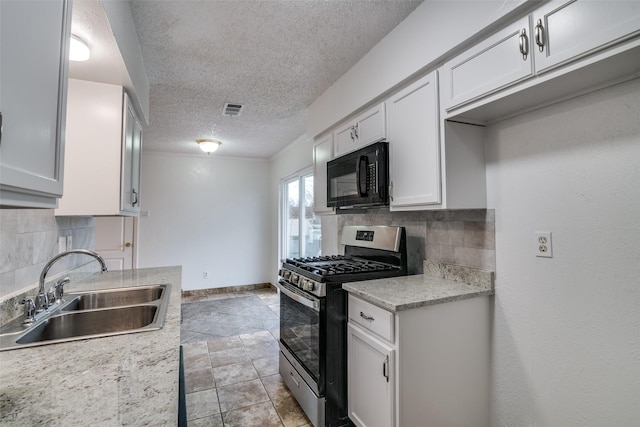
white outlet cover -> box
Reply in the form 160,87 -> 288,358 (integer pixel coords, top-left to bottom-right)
58,237 -> 66,254
535,231 -> 553,258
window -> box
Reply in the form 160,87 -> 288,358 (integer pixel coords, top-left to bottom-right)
283,170 -> 321,259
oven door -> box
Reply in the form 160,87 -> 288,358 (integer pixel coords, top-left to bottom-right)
276,279 -> 325,395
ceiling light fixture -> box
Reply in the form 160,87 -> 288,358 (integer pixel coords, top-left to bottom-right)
196,139 -> 222,154
69,34 -> 91,61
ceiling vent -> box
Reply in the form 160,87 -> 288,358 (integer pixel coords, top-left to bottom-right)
222,103 -> 243,117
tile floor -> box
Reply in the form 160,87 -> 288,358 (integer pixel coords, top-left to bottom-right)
181,288 -> 312,427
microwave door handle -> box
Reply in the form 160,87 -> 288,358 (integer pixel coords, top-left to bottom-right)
356,155 -> 368,196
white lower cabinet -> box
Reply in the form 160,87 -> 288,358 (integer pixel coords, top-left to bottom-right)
347,323 -> 395,427
347,293 -> 491,427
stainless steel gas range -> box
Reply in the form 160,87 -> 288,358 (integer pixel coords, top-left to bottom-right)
276,225 -> 408,427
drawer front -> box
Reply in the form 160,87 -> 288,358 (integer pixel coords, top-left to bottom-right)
348,294 -> 394,342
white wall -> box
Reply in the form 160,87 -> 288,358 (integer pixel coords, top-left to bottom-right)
307,0 -> 528,136
138,152 -> 271,291
268,134 -> 314,283
486,78 -> 640,425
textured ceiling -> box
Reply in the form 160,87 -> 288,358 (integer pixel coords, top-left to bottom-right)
127,0 -> 423,158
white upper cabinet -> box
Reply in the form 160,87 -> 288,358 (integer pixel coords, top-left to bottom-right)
312,134 -> 334,215
440,16 -> 534,112
0,0 -> 71,208
386,71 -> 441,208
441,0 -> 640,119
532,0 -> 640,73
334,103 -> 386,157
56,79 -> 143,216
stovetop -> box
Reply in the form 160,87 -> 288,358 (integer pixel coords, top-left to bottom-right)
285,255 -> 398,277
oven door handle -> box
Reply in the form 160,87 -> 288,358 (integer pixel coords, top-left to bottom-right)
276,281 -> 320,312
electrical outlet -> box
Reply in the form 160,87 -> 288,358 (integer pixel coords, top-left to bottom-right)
66,235 -> 73,251
203,271 -> 209,279
58,237 -> 66,254
140,210 -> 151,218
535,231 -> 553,258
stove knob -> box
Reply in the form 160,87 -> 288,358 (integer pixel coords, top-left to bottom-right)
305,281 -> 315,292
283,270 -> 291,280
300,279 -> 308,289
291,274 -> 299,284
278,269 -> 284,277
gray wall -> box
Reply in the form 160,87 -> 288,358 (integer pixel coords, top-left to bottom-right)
485,78 -> 640,425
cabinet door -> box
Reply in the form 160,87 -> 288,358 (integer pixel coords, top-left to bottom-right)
532,0 -> 640,73
355,103 -> 386,148
313,134 -> 334,214
121,94 -> 142,213
334,121 -> 356,157
334,103 -> 386,157
0,0 -> 71,207
387,71 -> 441,208
348,323 -> 395,427
441,16 -> 534,112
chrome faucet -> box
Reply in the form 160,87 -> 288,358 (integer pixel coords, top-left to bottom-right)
35,249 -> 108,313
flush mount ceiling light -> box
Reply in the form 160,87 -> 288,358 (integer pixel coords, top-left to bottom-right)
196,139 -> 221,154
69,34 -> 91,61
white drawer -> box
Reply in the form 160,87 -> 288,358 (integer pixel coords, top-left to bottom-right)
348,294 -> 394,342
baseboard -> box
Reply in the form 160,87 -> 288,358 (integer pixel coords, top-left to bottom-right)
181,282 -> 275,298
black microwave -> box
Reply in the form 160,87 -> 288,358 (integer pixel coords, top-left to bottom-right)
327,141 -> 389,209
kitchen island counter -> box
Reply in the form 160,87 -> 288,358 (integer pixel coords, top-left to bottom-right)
0,266 -> 182,426
343,261 -> 494,312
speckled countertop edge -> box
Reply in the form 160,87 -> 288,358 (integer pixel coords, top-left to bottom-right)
343,263 -> 494,312
0,266 -> 182,426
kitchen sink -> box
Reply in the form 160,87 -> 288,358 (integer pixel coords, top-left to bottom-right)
61,285 -> 164,311
16,305 -> 158,344
0,284 -> 171,351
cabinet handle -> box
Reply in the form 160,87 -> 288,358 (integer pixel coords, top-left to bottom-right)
388,183 -> 393,202
360,311 -> 375,321
535,19 -> 545,53
519,28 -> 529,60
350,126 -> 355,141
353,123 -> 359,139
131,188 -> 139,206
0,111 -> 3,147
383,355 -> 389,382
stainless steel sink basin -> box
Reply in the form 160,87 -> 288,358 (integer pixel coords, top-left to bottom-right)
61,285 -> 164,311
0,283 -> 171,351
16,305 -> 158,344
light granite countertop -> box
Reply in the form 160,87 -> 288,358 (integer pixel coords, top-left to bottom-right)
0,266 -> 182,426
343,261 -> 495,312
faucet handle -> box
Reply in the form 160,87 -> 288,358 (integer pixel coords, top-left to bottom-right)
20,298 -> 36,324
54,277 -> 71,301
34,292 -> 49,313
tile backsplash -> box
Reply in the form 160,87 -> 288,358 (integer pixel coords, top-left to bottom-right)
0,209 -> 96,300
335,209 -> 495,275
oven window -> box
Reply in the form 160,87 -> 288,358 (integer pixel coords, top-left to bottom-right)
283,170 -> 321,259
279,288 -> 322,384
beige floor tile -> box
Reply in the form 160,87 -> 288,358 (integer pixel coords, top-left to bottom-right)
209,347 -> 250,368
222,401 -> 283,427
217,379 -> 270,412
212,361 -> 259,386
261,374 -> 293,402
186,389 -> 220,421
187,413 -> 224,426
272,396 -> 310,427
185,367 -> 215,393
252,355 -> 280,377
207,336 -> 244,352
239,330 -> 276,346
245,340 -> 280,360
